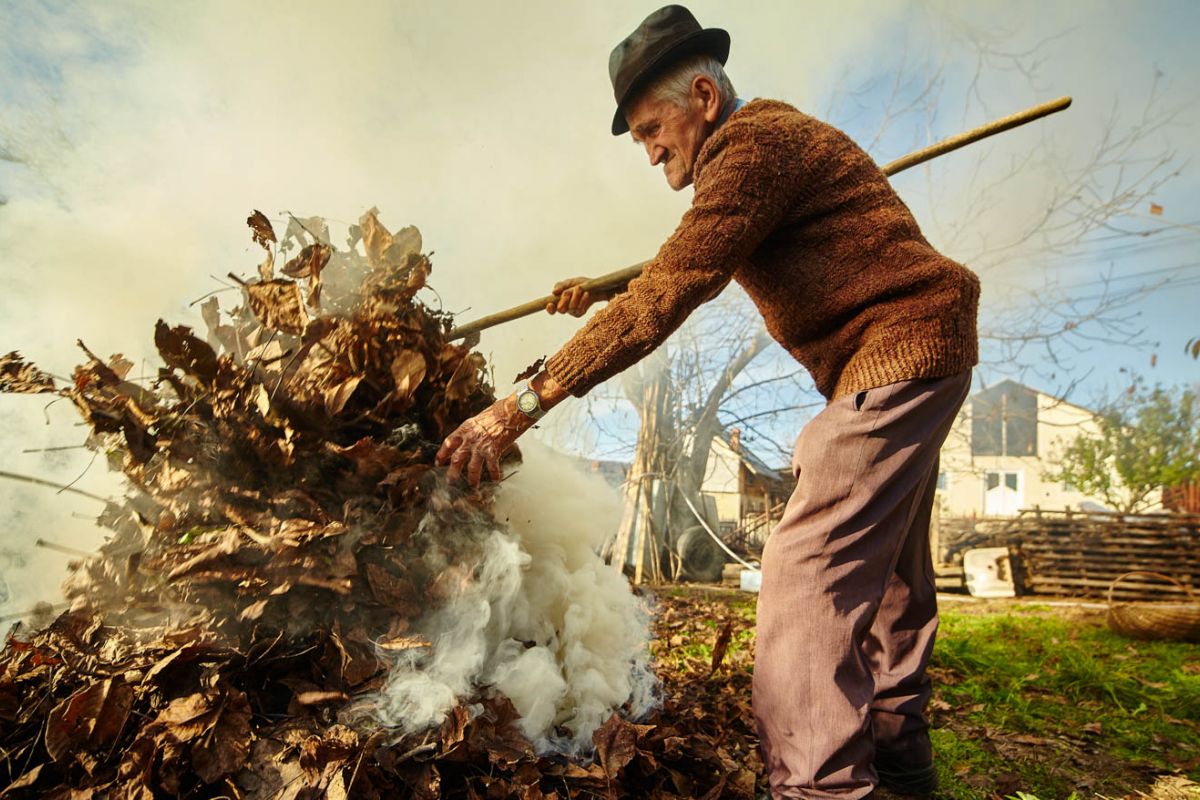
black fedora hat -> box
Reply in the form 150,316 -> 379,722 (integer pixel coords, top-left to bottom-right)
608,5 -> 730,136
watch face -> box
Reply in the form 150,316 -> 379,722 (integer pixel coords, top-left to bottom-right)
517,391 -> 539,415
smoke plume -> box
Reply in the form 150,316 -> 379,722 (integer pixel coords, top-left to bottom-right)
361,442 -> 656,752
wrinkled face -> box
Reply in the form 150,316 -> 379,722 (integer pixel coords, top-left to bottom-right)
625,75 -> 723,191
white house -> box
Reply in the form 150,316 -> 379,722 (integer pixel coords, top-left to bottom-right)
702,428 -> 791,535
938,379 -> 1161,517
579,428 -> 792,536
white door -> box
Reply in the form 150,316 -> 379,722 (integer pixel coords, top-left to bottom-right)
984,470 -> 1024,516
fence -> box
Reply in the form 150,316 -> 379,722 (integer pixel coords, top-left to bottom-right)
1004,509 -> 1199,601
1164,480 -> 1200,514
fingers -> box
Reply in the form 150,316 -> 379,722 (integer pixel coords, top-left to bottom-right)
446,444 -> 469,483
436,433 -> 462,465
438,434 -> 499,487
553,287 -> 593,316
549,285 -> 579,315
467,449 -> 485,488
548,278 -> 594,317
552,276 -> 588,294
569,289 -> 591,317
438,405 -> 513,487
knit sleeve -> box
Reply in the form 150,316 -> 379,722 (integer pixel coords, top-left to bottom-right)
544,121 -> 799,396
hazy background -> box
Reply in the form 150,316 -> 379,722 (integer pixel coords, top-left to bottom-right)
2,0 -> 1197,615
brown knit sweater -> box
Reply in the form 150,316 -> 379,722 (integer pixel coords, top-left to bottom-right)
544,99 -> 980,401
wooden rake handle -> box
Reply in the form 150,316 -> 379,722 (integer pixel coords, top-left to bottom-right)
446,95 -> 1073,342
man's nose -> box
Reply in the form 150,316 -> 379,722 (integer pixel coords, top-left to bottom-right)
648,144 -> 667,167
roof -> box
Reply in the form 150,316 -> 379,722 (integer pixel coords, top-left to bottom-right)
715,429 -> 786,481
970,378 -> 1097,417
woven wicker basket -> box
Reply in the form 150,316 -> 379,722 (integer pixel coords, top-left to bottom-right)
1106,571 -> 1200,642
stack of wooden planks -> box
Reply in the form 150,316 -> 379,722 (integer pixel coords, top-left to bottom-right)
1007,509 -> 1199,601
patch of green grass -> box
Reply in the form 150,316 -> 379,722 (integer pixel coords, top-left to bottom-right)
931,606 -> 1200,791
935,608 -> 1200,718
928,727 -> 997,800
930,724 -> 1098,799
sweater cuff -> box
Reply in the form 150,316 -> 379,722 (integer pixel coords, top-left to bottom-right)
544,351 -> 593,398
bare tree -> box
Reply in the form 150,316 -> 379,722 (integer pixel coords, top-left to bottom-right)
587,291 -> 811,582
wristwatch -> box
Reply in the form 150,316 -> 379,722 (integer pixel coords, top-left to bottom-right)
514,382 -> 546,420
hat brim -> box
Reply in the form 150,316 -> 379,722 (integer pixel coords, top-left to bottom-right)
611,27 -> 730,136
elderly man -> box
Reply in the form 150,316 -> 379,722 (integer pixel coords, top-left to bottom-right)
437,5 -> 979,798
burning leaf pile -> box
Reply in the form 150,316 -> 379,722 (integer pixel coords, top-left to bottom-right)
0,211 -> 761,799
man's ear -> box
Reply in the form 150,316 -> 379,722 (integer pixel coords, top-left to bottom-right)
692,74 -> 722,124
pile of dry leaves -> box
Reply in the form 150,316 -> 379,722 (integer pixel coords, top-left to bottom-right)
0,211 -> 761,799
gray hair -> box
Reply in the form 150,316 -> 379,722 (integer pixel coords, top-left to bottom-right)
645,53 -> 736,113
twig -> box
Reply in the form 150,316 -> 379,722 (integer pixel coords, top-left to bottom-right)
0,469 -> 109,503
35,538 -> 92,558
187,286 -> 238,307
56,450 -> 98,495
21,443 -> 87,454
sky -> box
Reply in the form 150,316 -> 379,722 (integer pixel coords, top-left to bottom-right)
1,0 -> 1198,612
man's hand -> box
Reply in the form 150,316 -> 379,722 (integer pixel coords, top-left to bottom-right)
436,396 -> 532,487
547,277 -> 601,317
436,372 -> 569,488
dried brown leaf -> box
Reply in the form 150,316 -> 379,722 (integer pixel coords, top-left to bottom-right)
247,209 -> 276,250
108,353 -> 134,380
154,321 -> 219,383
323,375 -> 363,416
359,208 -> 422,270
246,279 -> 308,335
258,250 -> 275,281
405,253 -> 431,295
282,243 -> 332,279
444,351 -> 486,402
0,764 -> 44,796
440,704 -> 470,749
390,349 -> 427,401
141,646 -> 200,686
365,562 -> 420,609
190,688 -> 253,783
709,618 -> 733,676
45,678 -> 134,766
238,597 -> 270,621
593,713 -> 637,780
283,214 -> 331,247
513,356 -> 546,384
0,351 -> 57,393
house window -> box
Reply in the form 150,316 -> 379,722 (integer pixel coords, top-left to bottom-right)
936,472 -> 949,492
971,382 -> 1038,457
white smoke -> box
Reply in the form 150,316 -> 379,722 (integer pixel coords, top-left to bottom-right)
359,442 -> 657,753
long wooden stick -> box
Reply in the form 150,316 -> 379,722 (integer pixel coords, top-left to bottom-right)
447,95 -> 1072,342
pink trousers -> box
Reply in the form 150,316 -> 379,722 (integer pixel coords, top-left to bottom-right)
754,371 -> 971,798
